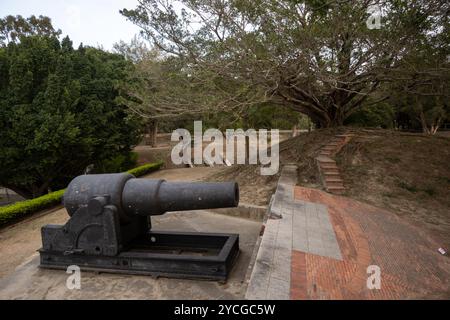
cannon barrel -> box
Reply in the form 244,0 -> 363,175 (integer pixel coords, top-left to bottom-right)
122,179 -> 239,216
64,173 -> 239,220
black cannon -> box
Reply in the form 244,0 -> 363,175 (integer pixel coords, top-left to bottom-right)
39,173 -> 240,280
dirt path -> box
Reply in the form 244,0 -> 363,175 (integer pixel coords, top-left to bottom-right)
146,166 -> 225,181
0,207 -> 68,278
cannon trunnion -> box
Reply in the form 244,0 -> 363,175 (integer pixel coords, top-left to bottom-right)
39,173 -> 240,280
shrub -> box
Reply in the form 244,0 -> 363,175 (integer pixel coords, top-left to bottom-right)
0,161 -> 164,226
0,189 -> 65,225
127,161 -> 164,177
345,103 -> 395,128
96,152 -> 139,174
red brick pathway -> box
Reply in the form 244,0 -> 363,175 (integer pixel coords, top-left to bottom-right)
291,186 -> 450,299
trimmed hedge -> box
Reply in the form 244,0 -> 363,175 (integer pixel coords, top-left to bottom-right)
0,161 -> 164,226
0,189 -> 66,225
127,161 -> 164,177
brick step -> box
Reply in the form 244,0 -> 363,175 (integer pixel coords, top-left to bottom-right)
320,167 -> 340,174
320,166 -> 338,172
323,168 -> 340,173
325,177 -> 343,183
335,134 -> 353,138
320,162 -> 338,168
319,152 -> 333,156
327,184 -> 346,190
324,172 -> 341,178
327,184 -> 344,190
316,156 -> 335,164
323,169 -> 340,175
318,160 -> 336,166
322,146 -> 337,151
324,172 -> 340,177
326,181 -> 344,188
328,188 -> 345,194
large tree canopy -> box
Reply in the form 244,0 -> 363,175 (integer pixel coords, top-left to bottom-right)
121,0 -> 449,127
0,36 -> 141,198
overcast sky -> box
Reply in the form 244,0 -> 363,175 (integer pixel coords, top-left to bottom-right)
0,0 -> 142,50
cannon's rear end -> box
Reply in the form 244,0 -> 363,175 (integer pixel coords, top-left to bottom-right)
39,173 -> 240,281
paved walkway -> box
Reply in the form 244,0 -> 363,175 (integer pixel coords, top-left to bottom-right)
246,166 -> 450,300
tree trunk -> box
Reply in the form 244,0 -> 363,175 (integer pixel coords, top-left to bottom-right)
150,120 -> 158,147
292,125 -> 298,137
418,111 -> 436,135
317,116 -> 345,128
286,99 -> 348,129
145,119 -> 158,147
307,105 -> 345,128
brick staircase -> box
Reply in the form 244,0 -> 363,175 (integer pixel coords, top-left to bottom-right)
315,134 -> 353,194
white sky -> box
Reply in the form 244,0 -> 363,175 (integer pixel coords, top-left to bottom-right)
0,0 -> 142,50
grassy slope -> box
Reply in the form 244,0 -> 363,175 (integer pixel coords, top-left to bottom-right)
336,129 -> 450,248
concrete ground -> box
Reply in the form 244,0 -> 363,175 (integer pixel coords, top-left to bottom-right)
0,168 -> 262,300
0,211 -> 261,300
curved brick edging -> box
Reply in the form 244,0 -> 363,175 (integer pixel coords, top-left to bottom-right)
316,134 -> 354,194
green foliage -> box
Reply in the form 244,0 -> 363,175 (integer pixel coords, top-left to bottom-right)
0,35 -> 142,198
156,105 -> 310,132
243,104 -> 309,130
0,15 -> 61,46
95,152 -> 139,174
345,103 -> 395,129
0,162 -> 163,226
126,161 -> 164,177
0,189 -> 65,225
